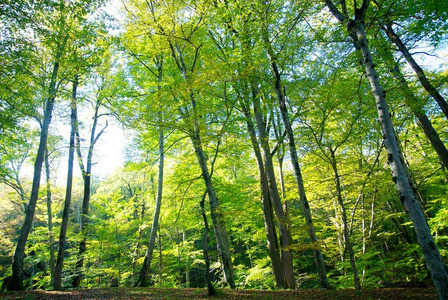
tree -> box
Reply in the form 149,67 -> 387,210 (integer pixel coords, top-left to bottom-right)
323,0 -> 448,298
53,76 -> 79,290
135,57 -> 165,287
255,0 -> 330,288
7,3 -> 69,290
72,75 -> 109,288
121,0 -> 236,288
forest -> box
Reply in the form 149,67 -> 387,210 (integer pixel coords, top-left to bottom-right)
0,0 -> 448,298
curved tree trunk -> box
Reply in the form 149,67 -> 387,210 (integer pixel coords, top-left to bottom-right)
324,2 -> 448,297
168,38 -> 236,289
240,96 -> 285,288
134,57 -> 165,288
268,57 -> 331,289
191,128 -> 236,289
54,77 -> 78,290
7,50 -> 63,291
135,116 -> 164,287
72,96 -> 106,288
252,89 -> 296,289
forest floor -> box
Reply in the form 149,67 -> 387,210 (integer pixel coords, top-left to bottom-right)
0,287 -> 438,300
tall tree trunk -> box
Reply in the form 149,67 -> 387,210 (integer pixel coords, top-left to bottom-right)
7,48 -> 64,291
135,58 -> 164,288
329,148 -> 361,289
135,118 -> 164,287
323,2 -> 448,296
252,89 -> 296,289
268,56 -> 331,289
72,96 -> 106,288
390,65 -> 448,170
190,127 -> 236,289
53,77 -> 78,290
44,148 -> 55,286
168,39 -> 235,288
384,24 -> 448,120
239,97 -> 285,288
353,22 -> 448,299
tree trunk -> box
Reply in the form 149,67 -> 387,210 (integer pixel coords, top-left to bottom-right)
7,54 -> 62,291
191,128 -> 236,289
132,197 -> 145,285
44,148 -> 55,286
183,230 -> 190,288
329,148 -> 361,289
199,193 -> 217,296
390,65 -> 448,170
351,19 -> 448,299
72,96 -> 106,288
54,77 -> 78,290
168,38 -> 235,289
268,56 -> 331,289
240,97 -> 285,288
324,2 -> 448,296
252,89 -> 296,289
135,122 -> 164,287
157,229 -> 163,286
384,24 -> 448,120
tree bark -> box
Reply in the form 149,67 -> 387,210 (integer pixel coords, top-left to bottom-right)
322,2 -> 448,295
353,22 -> 448,298
390,65 -> 448,170
134,57 -> 164,288
168,38 -> 236,288
384,24 -> 448,120
135,115 -> 164,287
7,47 -> 63,291
199,193 -> 217,295
252,89 -> 296,289
44,148 -> 55,286
54,77 -> 78,290
268,55 -> 331,289
239,96 -> 285,288
190,126 -> 236,288
72,95 -> 106,288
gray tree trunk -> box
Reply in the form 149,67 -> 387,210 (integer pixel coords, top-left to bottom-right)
168,39 -> 236,289
199,193 -> 217,295
135,58 -> 165,288
135,116 -> 164,287
72,95 -> 106,288
53,77 -> 78,290
191,127 -> 236,289
44,149 -> 55,286
252,90 -> 296,289
323,2 -> 448,296
7,43 -> 65,290
268,56 -> 331,289
239,96 -> 285,288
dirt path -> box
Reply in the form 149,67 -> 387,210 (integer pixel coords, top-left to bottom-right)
0,287 -> 438,299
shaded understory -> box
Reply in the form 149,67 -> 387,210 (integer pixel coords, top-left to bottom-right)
0,287 -> 437,299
